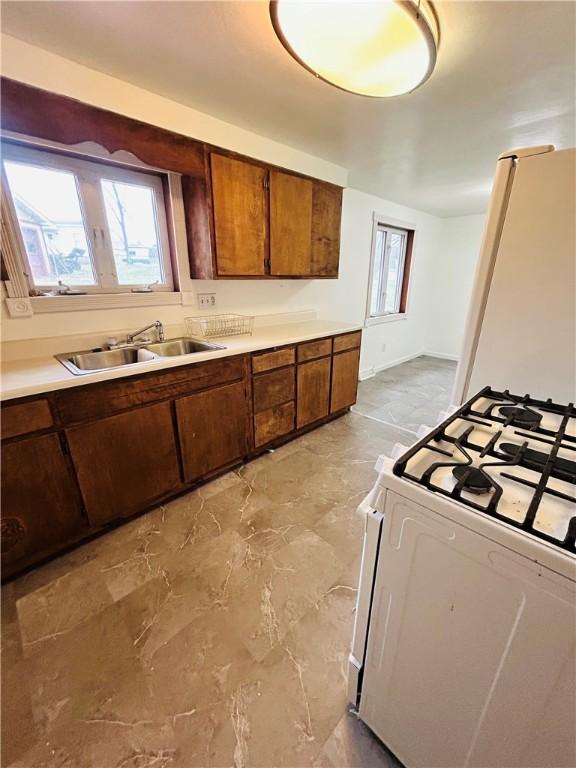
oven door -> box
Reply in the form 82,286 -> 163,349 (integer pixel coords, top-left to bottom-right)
347,493 -> 385,708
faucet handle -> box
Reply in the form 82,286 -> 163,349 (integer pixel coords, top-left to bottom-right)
131,281 -> 159,294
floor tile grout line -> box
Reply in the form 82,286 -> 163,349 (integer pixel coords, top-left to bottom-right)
350,408 -> 419,438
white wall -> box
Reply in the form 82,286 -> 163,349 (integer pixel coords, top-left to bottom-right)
0,34 -> 484,373
425,214 -> 486,359
340,190 -> 444,377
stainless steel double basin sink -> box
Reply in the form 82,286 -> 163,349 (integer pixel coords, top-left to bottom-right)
56,337 -> 225,376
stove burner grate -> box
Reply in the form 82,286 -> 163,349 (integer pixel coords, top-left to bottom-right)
393,386 -> 576,552
499,406 -> 542,430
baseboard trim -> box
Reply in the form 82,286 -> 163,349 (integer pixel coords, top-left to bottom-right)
360,350 -> 459,380
424,351 -> 460,361
359,350 -> 425,380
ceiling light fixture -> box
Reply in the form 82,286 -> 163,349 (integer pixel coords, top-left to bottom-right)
270,0 -> 439,98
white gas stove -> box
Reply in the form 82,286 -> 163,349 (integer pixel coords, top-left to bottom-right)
349,387 -> 576,768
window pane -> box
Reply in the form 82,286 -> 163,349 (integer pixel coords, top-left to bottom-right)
4,161 -> 96,286
101,180 -> 164,286
370,229 -> 385,315
383,233 -> 405,313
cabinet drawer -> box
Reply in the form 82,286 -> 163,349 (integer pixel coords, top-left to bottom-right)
252,347 -> 295,374
254,401 -> 295,447
253,367 -> 295,413
297,338 -> 332,363
1,399 -> 53,440
333,331 -> 362,353
55,355 -> 246,423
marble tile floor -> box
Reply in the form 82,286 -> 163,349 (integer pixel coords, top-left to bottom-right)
2,412 -> 408,768
354,355 -> 457,435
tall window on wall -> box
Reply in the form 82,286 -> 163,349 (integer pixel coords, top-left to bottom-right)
368,221 -> 413,319
2,143 -> 174,294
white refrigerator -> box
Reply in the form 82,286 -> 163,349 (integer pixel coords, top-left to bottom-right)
452,145 -> 576,405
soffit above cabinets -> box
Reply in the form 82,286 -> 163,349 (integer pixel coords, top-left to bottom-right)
2,1 -> 575,216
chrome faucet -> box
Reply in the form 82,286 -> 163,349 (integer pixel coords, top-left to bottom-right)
126,320 -> 165,345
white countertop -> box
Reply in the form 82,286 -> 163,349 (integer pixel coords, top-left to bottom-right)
1,320 -> 362,401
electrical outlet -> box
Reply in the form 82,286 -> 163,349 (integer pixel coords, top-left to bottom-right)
197,293 -> 216,308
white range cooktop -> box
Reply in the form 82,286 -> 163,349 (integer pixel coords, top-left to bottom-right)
392,387 -> 576,553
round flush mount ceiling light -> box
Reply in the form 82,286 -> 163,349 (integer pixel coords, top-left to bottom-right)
270,0 -> 439,98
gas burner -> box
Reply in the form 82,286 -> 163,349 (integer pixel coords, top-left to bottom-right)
452,465 -> 493,495
499,406 -> 542,430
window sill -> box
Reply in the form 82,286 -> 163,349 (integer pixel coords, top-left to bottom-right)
365,313 -> 408,327
28,292 -> 183,314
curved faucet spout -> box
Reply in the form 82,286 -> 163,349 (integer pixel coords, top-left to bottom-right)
127,320 -> 165,345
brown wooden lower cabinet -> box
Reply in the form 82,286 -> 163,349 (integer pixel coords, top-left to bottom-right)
1,434 -> 86,576
330,348 -> 361,413
0,333 -> 362,579
66,401 -> 181,526
253,367 -> 295,413
252,346 -> 295,374
254,401 -> 295,447
176,380 -> 249,483
1,398 -> 53,440
297,357 -> 331,428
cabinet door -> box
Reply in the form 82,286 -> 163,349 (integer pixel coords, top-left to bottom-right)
176,381 -> 249,483
66,402 -> 180,526
311,182 -> 342,277
270,170 -> 313,275
1,434 -> 86,575
297,357 -> 331,428
331,348 -> 360,413
210,153 -> 268,276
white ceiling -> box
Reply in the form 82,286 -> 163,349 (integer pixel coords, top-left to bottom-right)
2,1 -> 575,216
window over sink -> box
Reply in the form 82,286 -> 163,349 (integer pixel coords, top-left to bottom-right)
2,143 -> 174,294
367,219 -> 413,322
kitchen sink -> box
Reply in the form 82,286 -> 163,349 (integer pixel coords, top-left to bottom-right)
145,338 -> 224,357
56,337 -> 226,375
57,347 -> 142,374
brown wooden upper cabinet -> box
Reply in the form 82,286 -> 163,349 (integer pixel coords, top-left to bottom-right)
210,153 -> 268,276
269,171 -> 313,276
209,152 -> 342,279
310,182 -> 343,277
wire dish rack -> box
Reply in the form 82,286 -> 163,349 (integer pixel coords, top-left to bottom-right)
185,314 -> 254,339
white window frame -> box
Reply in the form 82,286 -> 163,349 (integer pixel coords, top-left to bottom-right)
365,214 -> 414,327
2,142 -> 174,295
